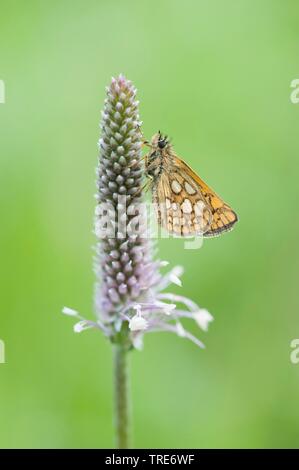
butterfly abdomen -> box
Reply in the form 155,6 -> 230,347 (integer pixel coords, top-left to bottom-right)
145,150 -> 163,179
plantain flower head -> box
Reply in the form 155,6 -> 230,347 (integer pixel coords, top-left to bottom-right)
63,75 -> 213,349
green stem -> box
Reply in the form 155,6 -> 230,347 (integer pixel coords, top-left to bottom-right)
113,342 -> 131,448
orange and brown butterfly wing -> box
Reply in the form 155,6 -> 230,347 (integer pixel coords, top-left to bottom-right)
153,171 -> 212,237
177,159 -> 238,237
153,156 -> 238,238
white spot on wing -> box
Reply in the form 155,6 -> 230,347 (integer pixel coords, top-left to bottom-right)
181,199 -> 192,214
185,182 -> 196,195
171,180 -> 182,194
194,200 -> 205,216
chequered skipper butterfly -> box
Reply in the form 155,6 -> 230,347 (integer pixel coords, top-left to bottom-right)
143,132 -> 238,237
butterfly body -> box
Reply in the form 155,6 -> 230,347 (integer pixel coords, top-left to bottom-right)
144,132 -> 238,238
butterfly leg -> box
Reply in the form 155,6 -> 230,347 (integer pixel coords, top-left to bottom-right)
130,176 -> 153,199
136,124 -> 150,146
128,153 -> 148,169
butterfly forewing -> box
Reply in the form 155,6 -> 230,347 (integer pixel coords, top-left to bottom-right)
146,133 -> 238,238
176,158 -> 238,237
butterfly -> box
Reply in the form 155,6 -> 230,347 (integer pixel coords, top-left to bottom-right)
143,131 -> 238,238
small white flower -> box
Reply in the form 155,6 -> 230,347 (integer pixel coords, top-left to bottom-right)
193,309 -> 214,332
129,314 -> 148,332
74,320 -> 93,333
62,306 -> 79,317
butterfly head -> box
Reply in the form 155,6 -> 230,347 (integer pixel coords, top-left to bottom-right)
150,131 -> 171,151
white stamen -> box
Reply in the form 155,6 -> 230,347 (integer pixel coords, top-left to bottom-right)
176,322 -> 186,337
169,266 -> 184,287
62,306 -> 79,317
160,260 -> 170,267
73,320 -> 94,333
170,273 -> 182,287
155,301 -> 176,315
193,309 -> 214,331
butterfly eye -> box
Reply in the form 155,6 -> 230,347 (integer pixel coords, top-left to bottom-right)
158,139 -> 167,149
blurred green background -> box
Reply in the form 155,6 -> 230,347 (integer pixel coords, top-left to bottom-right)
1,0 -> 299,448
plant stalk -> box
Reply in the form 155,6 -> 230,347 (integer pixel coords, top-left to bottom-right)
113,342 -> 131,449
